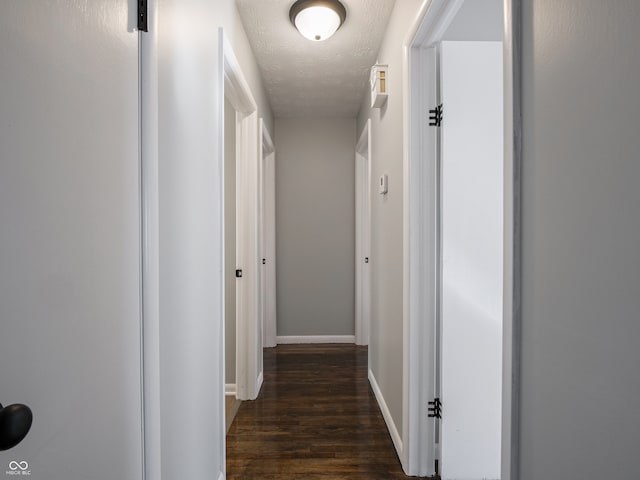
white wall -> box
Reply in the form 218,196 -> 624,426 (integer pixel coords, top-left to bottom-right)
0,1 -> 142,478
275,118 -> 356,338
224,97 -> 237,386
357,0 -> 424,440
156,0 -> 272,477
519,1 -> 640,478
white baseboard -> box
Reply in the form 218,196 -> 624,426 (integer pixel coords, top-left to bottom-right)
225,383 -> 236,396
255,371 -> 263,395
276,335 -> 356,344
369,369 -> 403,458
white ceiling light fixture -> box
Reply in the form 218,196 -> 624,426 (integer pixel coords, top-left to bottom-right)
289,0 -> 347,42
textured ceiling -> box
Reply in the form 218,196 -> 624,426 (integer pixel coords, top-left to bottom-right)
236,0 -> 396,118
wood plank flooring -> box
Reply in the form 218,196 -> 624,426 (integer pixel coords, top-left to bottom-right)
226,344 -> 433,479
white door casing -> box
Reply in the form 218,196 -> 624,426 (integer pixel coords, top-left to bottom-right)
355,119 -> 372,346
402,43 -> 439,476
140,2 -> 161,478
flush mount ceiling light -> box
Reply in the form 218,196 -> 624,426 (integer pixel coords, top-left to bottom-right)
289,0 -> 347,42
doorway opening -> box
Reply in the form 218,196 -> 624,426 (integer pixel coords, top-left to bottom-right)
403,0 -> 520,478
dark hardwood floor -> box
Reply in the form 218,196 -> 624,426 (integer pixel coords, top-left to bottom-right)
226,344 -> 433,479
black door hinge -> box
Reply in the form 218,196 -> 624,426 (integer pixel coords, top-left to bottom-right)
138,0 -> 148,32
428,397 -> 442,419
429,104 -> 443,127
235,269 -> 243,278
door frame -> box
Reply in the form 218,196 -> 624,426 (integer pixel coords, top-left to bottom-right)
259,119 -> 277,348
140,1 -> 160,478
355,119 -> 372,346
220,29 -> 263,406
402,0 -> 521,478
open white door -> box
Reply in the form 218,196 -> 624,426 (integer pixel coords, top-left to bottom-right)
260,120 -> 277,348
439,40 -> 503,480
355,120 -> 372,346
0,2 -> 143,478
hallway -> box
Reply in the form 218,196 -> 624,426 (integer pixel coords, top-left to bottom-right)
226,345 -> 430,480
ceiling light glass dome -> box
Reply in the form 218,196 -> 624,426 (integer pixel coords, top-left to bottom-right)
289,0 -> 347,42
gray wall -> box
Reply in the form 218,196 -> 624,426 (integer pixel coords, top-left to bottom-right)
442,0 -> 503,41
275,118 -> 356,337
519,1 -> 640,478
224,97 -> 236,385
357,0 -> 423,438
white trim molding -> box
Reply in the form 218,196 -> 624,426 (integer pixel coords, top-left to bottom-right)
369,370 -> 403,458
140,1 -> 161,479
225,384 -> 237,396
502,1 -> 522,479
255,371 -> 264,396
276,335 -> 356,344
402,2 -> 453,476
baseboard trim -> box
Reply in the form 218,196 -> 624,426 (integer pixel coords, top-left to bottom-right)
369,369 -> 403,458
276,335 -> 356,344
255,371 -> 264,396
225,383 -> 236,396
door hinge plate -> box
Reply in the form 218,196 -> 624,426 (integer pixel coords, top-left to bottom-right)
428,397 -> 442,419
138,0 -> 148,32
429,104 -> 443,127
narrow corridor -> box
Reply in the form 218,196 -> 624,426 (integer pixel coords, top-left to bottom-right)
226,344 -> 432,479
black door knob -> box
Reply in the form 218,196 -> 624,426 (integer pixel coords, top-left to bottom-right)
0,403 -> 33,451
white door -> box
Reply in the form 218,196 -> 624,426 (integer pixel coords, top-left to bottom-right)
260,121 -> 277,348
0,2 -> 143,479
264,153 -> 277,348
439,41 -> 503,480
355,120 -> 371,346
